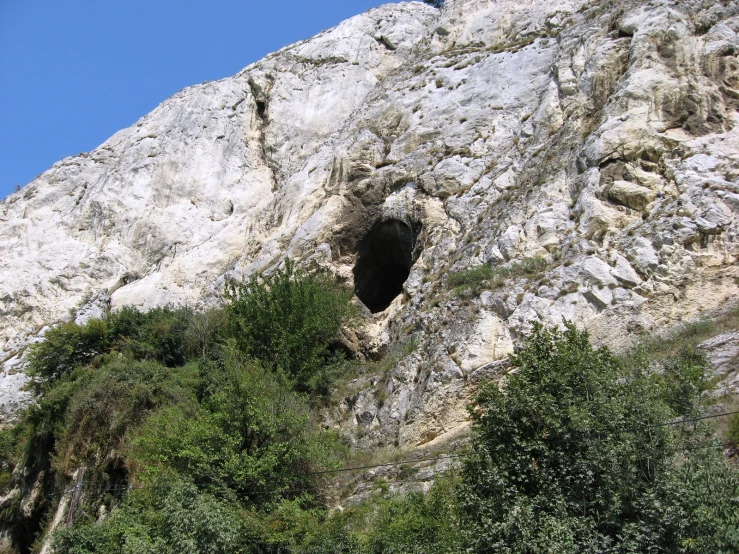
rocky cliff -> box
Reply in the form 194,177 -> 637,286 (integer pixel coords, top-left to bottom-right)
1,0 -> 738,448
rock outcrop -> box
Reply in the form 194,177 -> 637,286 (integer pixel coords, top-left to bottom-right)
1,0 -> 739,448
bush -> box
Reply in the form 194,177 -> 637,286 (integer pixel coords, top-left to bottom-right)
365,478 -> 461,554
729,414 -> 739,446
225,259 -> 355,394
28,319 -> 109,382
0,427 -> 22,489
53,480 -> 251,554
658,346 -> 712,418
107,306 -> 190,367
458,321 -> 739,553
446,264 -> 494,289
662,449 -> 739,553
130,350 -> 340,506
291,478 -> 461,554
28,306 -> 192,386
56,359 -> 197,470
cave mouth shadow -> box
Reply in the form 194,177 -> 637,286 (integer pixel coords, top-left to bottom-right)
353,219 -> 418,314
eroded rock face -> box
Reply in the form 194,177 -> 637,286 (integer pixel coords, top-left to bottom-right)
1,0 -> 739,446
701,331 -> 739,396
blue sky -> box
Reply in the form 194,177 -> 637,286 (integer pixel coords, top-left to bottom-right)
0,0 -> 404,200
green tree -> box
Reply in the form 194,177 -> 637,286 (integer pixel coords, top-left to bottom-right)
28,319 -> 109,383
225,259 -> 355,394
56,359 -> 197,470
107,306 -> 190,367
458,322 -> 739,553
28,306 -> 191,387
130,350 -> 339,506
53,481 -> 251,554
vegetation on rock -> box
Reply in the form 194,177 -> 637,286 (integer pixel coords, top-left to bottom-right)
459,322 -> 739,553
226,259 -> 356,395
2,265 -> 738,553
447,256 -> 548,294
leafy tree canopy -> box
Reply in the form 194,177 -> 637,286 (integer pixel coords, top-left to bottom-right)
458,322 -> 739,553
225,259 -> 356,395
27,306 -> 191,387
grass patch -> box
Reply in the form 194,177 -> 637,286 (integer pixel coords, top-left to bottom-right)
628,304 -> 739,362
447,256 -> 548,294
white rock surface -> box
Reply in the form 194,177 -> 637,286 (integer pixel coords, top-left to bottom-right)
1,0 -> 739,446
701,331 -> 739,396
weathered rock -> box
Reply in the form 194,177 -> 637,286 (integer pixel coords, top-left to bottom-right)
700,331 -> 739,395
608,181 -> 657,212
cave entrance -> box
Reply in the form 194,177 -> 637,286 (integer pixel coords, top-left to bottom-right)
353,219 -> 418,313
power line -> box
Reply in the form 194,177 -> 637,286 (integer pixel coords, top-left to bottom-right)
642,409 -> 739,429
303,454 -> 465,476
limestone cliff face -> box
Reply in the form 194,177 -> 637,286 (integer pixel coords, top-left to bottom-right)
1,0 -> 738,446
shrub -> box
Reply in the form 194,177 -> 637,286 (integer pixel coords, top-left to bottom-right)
365,478 -> 461,554
28,306 -> 192,386
130,350 -> 340,506
28,319 -> 109,382
729,414 -> 739,446
56,359 -> 197,470
225,259 -> 355,394
447,256 -> 547,294
658,346 -> 712,418
292,478 -> 461,554
0,427 -> 22,489
107,306 -> 190,367
447,264 -> 494,289
662,449 -> 739,553
53,480 -> 251,554
458,321 -> 739,553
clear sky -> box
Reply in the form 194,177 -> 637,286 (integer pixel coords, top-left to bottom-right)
0,0 -> 404,200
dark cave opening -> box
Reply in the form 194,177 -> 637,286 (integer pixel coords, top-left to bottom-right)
255,100 -> 267,120
353,219 -> 417,314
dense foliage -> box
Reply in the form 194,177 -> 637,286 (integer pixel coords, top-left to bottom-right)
0,262 -> 356,553
291,477 -> 461,554
27,306 -> 192,386
226,259 -> 355,394
459,322 -> 739,553
131,350 -> 339,505
50,349 -> 341,552
53,481 -> 253,554
3,262 -> 739,553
